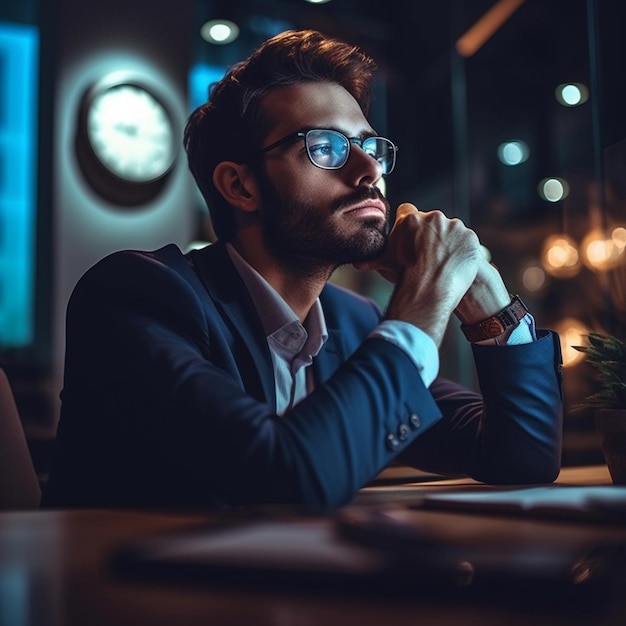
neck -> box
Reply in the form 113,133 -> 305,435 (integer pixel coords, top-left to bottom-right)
230,235 -> 333,322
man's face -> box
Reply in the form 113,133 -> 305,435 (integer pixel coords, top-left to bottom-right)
252,81 -> 391,271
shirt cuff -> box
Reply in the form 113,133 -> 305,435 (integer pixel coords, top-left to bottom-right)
369,320 -> 439,387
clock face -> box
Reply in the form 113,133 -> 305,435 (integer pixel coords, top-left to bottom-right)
76,78 -> 178,206
87,84 -> 175,183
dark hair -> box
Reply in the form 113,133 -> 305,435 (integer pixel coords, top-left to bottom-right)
183,29 -> 377,241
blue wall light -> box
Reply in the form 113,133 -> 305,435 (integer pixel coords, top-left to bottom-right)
188,63 -> 225,111
0,23 -> 39,349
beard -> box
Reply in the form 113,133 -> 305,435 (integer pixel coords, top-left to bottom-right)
254,169 -> 391,273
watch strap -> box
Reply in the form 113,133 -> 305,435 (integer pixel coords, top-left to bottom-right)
460,295 -> 529,342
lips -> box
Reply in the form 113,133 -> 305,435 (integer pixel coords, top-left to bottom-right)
343,200 -> 387,219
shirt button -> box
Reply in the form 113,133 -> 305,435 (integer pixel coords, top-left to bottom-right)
409,413 -> 421,429
386,433 -> 400,451
398,423 -> 410,441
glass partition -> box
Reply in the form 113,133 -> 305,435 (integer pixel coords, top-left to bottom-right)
449,0 -> 623,464
190,0 -> 625,465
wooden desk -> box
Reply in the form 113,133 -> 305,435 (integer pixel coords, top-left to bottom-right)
356,463 -> 614,504
0,466 -> 624,626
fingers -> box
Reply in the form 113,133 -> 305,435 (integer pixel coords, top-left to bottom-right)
381,206 -> 484,345
353,206 -> 466,277
354,205 -> 480,294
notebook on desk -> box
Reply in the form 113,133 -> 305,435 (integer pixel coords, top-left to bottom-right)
413,484 -> 626,522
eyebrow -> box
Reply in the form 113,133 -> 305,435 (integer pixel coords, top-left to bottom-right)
302,126 -> 379,140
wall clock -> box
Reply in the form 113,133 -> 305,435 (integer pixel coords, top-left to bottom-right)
75,77 -> 178,206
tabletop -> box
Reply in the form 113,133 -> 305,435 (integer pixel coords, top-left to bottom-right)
1,465 -> 625,626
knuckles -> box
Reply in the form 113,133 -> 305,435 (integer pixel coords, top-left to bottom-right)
394,209 -> 479,249
388,207 -> 482,275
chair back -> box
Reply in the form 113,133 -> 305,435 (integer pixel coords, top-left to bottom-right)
0,368 -> 41,510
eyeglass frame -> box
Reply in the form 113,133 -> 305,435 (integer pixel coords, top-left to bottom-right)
251,128 -> 399,175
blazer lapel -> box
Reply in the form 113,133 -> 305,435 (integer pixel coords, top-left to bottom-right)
188,243 -> 352,402
313,329 -> 345,385
188,242 -> 276,407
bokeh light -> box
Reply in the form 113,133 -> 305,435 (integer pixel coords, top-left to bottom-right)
521,260 -> 547,293
541,234 -> 580,278
581,228 -> 623,271
553,317 -> 591,367
497,140 -> 529,166
538,177 -> 570,202
612,226 -> 626,251
555,82 -> 589,107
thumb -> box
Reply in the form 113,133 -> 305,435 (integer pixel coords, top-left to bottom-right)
394,202 -> 420,221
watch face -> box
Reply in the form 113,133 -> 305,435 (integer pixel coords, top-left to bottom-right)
87,84 -> 175,183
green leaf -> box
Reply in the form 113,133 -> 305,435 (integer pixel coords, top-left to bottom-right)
572,333 -> 626,410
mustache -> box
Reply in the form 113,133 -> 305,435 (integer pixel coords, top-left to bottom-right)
331,186 -> 391,216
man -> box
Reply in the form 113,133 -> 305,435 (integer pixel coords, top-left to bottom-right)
42,30 -> 562,511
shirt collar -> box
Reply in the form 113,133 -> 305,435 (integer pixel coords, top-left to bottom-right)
225,243 -> 328,358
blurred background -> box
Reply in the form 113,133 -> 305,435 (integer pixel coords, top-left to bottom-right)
1,0 -> 624,482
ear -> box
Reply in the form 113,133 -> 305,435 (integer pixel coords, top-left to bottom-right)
212,161 -> 260,213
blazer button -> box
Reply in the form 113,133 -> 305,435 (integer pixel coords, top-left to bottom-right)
386,433 -> 400,451
398,423 -> 410,441
409,413 -> 421,429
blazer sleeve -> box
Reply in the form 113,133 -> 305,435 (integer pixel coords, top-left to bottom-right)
397,330 -> 564,484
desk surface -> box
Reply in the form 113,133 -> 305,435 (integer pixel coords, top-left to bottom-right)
1,466 -> 624,626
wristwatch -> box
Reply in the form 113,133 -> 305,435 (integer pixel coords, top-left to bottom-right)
460,295 -> 529,342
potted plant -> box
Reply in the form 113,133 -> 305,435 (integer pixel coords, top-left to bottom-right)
573,332 -> 626,484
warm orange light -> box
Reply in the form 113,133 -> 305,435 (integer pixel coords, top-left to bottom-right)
553,318 -> 590,368
612,226 -> 626,251
581,228 -> 623,272
456,0 -> 526,57
541,234 -> 580,278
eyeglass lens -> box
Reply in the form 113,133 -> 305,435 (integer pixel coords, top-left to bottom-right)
305,130 -> 396,174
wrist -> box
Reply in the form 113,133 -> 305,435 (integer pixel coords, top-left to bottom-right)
459,294 -> 529,343
455,261 -> 510,324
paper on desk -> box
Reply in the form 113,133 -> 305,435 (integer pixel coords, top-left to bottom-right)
417,485 -> 626,520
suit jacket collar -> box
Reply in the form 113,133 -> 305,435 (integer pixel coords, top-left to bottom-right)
187,241 -> 250,304
188,241 -> 348,396
188,242 -> 276,405
312,329 -> 345,385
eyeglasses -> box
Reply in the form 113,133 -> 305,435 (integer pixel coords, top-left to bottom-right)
256,128 -> 398,175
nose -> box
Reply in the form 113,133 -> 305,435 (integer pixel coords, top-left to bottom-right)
343,143 -> 384,187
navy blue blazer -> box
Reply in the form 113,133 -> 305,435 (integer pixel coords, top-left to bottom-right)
42,241 -> 563,511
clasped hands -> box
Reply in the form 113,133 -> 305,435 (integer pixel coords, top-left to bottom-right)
354,203 -> 511,346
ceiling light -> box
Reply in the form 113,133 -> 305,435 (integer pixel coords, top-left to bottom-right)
200,19 -> 240,45
456,0 -> 526,57
555,83 -> 589,107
